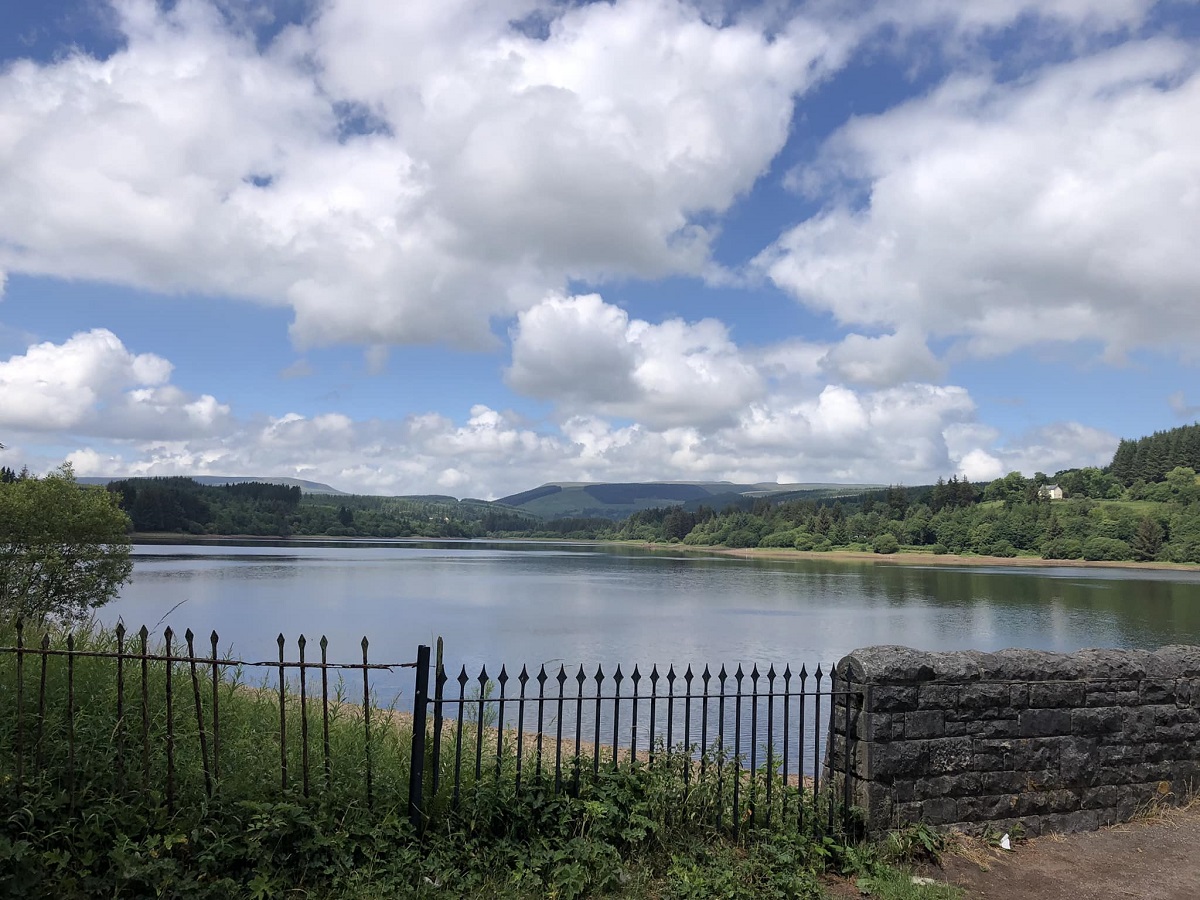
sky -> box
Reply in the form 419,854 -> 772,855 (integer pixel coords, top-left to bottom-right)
0,0 -> 1198,499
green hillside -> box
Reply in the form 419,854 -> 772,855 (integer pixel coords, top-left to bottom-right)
498,481 -> 881,520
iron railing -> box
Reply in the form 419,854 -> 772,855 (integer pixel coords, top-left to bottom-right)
0,621 -> 861,834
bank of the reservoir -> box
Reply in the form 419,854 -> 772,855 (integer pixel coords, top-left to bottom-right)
644,542 -> 1200,572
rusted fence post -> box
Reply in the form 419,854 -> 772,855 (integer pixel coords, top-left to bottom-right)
408,643 -> 431,832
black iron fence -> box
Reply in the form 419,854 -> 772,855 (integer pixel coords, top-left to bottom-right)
0,621 -> 861,835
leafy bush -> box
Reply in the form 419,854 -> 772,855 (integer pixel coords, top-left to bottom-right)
872,534 -> 899,555
1081,537 -> 1133,561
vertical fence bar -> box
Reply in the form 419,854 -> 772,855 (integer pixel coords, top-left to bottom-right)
66,633 -> 76,807
700,666 -> 710,783
749,665 -> 759,827
277,634 -> 288,792
36,634 -> 49,774
782,666 -> 791,797
14,620 -> 23,792
630,666 -> 641,766
611,665 -> 622,771
164,627 -> 175,815
320,637 -> 331,792
683,666 -> 693,793
186,630 -> 212,800
495,666 -> 508,783
409,644 -> 430,831
140,626 -> 150,796
116,624 -> 126,791
361,637 -> 372,809
453,666 -> 468,810
648,666 -> 659,767
211,631 -> 221,787
432,638 -> 445,797
812,665 -> 823,821
572,666 -> 584,795
733,665 -> 743,838
554,666 -> 566,794
516,666 -> 528,791
592,667 -> 604,777
475,666 -> 487,787
592,665 -> 603,777
716,665 -> 727,831
797,665 -> 807,831
535,665 -> 548,781
766,665 -> 776,827
298,635 -> 310,799
666,666 -> 676,759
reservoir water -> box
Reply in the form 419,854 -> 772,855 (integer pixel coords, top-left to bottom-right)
103,540 -> 1200,688
94,540 -> 1200,771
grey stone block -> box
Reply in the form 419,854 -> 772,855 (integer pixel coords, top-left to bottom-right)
1030,682 -> 1086,709
1060,737 -> 1100,783
958,683 -> 1012,712
920,797 -> 958,825
980,769 -> 1056,794
868,684 -> 920,713
927,737 -> 973,775
1019,708 -> 1072,737
1139,678 -> 1177,704
956,793 -> 1019,821
945,718 -> 1020,739
1012,788 -> 1081,816
904,710 -> 945,739
1071,707 -> 1121,736
915,772 -> 982,798
867,740 -> 926,778
1011,738 -> 1061,770
1084,682 -> 1140,707
918,684 -> 960,710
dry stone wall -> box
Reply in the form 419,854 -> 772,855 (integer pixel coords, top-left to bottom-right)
831,645 -> 1200,835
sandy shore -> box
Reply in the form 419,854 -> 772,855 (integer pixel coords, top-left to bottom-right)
646,544 -> 1200,572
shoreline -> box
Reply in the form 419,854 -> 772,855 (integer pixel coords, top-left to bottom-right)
126,532 -> 1198,573
655,544 -> 1199,572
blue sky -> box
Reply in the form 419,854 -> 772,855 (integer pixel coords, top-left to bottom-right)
1,0 -> 1198,498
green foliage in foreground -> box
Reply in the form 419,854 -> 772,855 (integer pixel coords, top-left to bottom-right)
0,622 -> 953,900
0,466 -> 132,626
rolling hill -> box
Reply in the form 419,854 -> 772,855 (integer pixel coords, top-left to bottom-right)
77,475 -> 347,495
497,481 -> 881,520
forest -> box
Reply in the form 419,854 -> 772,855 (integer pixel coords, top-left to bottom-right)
101,477 -> 537,538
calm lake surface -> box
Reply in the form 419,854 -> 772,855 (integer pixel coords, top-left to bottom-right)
102,541 -> 1200,691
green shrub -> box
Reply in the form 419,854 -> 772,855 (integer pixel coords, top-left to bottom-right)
872,534 -> 899,555
1081,537 -> 1133,561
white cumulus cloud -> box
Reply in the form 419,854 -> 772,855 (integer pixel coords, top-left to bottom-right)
0,329 -> 228,437
760,38 -> 1200,361
0,0 -> 841,349
508,294 -> 764,428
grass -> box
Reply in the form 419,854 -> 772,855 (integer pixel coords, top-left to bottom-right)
2,620 -> 954,899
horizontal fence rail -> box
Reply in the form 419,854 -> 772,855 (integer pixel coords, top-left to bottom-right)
0,621 -> 861,836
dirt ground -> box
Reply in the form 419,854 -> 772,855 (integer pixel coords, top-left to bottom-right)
826,805 -> 1200,899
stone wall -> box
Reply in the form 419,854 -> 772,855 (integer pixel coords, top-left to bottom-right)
829,645 -> 1200,835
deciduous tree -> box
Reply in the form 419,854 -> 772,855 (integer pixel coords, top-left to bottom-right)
0,465 -> 132,625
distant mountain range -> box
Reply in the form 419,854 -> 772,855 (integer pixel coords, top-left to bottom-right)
76,475 -> 347,495
74,475 -> 880,519
497,481 -> 882,520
